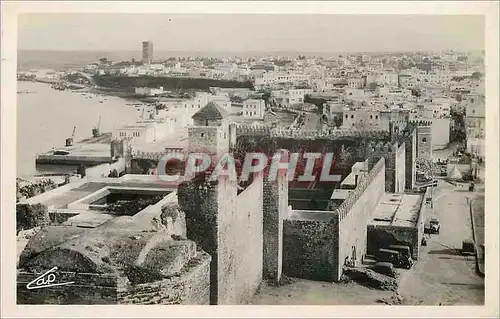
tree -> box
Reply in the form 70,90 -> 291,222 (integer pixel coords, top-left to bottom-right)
333,115 -> 343,128
471,72 -> 482,80
411,88 -> 422,97
367,82 -> 378,91
17,203 -> 50,235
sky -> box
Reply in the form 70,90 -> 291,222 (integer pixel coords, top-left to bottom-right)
18,14 -> 485,53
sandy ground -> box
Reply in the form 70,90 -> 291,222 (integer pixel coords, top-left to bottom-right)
250,279 -> 394,305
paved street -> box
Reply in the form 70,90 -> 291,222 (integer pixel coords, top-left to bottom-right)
398,180 -> 485,305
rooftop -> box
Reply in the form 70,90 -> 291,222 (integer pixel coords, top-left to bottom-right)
330,189 -> 353,200
25,176 -> 179,210
191,101 -> 229,120
369,193 -> 423,228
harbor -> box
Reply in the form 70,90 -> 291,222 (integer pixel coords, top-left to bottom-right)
17,81 -> 139,178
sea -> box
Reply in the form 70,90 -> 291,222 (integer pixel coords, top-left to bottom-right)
16,81 -> 139,178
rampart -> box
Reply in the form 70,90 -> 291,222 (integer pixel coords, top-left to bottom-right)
177,173 -> 267,305
333,157 -> 386,281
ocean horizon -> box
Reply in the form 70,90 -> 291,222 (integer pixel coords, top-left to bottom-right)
17,49 -> 479,72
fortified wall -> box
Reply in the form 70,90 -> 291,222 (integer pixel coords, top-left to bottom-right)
333,157 -> 386,281
177,168 -> 287,305
281,157 -> 386,283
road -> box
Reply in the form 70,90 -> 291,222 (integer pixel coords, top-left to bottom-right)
398,180 -> 485,305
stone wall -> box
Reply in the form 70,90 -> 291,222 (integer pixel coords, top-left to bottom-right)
117,252 -> 211,305
17,252 -> 211,305
218,173 -> 264,304
188,126 -> 226,154
177,179 -> 219,304
403,129 -> 417,191
416,125 -> 433,160
282,216 -> 338,281
177,174 -> 265,305
334,158 -> 386,281
262,170 -> 288,284
395,142 -> 406,193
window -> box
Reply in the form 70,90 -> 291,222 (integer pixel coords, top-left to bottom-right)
201,133 -> 205,137
375,115 -> 379,119
351,115 -> 354,119
345,114 -> 348,119
224,133 -> 227,139
422,137 -> 427,142
370,115 -> 373,119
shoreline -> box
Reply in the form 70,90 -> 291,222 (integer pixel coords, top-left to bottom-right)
17,81 -> 140,179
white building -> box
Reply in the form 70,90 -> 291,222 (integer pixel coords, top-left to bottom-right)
271,89 -> 313,108
342,109 -> 382,130
242,99 -> 266,119
113,120 -> 173,145
465,93 -> 485,159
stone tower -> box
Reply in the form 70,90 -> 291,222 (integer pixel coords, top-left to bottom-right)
416,122 -> 433,160
188,102 -> 230,155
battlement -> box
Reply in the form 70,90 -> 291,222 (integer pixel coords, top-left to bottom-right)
234,123 -> 273,136
269,128 -> 389,140
335,157 -> 385,221
408,119 -> 433,126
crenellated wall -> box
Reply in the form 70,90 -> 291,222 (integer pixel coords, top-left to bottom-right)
334,157 -> 386,281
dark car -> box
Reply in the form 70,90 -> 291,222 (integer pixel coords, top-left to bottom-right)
388,245 -> 413,269
462,239 -> 476,256
375,248 -> 412,269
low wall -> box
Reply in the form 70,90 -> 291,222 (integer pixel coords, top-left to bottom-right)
17,252 -> 211,305
85,158 -> 125,179
283,215 -> 339,282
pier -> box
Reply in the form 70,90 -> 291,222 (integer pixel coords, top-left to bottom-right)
35,133 -> 113,166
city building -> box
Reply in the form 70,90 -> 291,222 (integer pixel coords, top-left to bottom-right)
465,93 -> 486,159
242,99 -> 266,119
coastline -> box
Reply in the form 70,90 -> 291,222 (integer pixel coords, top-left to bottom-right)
16,80 -> 140,179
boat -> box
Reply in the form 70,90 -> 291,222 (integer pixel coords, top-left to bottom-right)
53,149 -> 70,156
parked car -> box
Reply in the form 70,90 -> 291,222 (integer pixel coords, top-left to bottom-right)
429,217 -> 440,234
440,167 -> 448,176
462,239 -> 476,256
389,245 -> 411,258
469,182 -> 475,192
388,245 -> 413,269
375,248 -> 412,269
372,262 -> 396,278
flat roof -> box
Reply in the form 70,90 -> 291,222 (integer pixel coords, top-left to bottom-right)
288,210 -> 336,222
369,193 -> 423,228
133,132 -> 188,153
330,189 -> 353,200
32,178 -> 178,209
